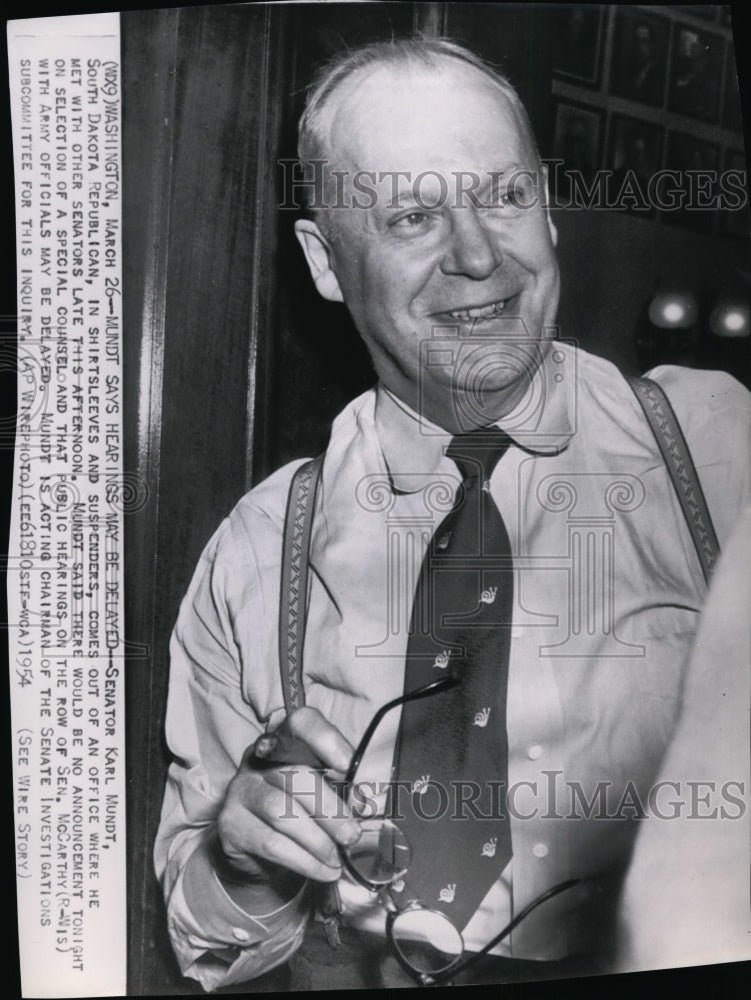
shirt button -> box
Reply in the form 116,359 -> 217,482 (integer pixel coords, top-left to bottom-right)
527,744 -> 543,760
532,842 -> 549,859
231,926 -> 250,943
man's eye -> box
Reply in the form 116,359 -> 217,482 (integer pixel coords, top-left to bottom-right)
488,187 -> 519,210
486,178 -> 536,211
392,212 -> 429,229
490,189 -> 510,207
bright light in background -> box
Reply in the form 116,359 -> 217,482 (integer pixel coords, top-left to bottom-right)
648,290 -> 698,329
662,302 -> 685,324
710,302 -> 751,339
723,311 -> 746,332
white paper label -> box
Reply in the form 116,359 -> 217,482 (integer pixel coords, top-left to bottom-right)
8,13 -> 126,998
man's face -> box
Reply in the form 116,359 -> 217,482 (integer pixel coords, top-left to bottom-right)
296,62 -> 560,431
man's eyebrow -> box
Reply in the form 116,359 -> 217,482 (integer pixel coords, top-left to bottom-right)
380,182 -> 436,211
481,163 -> 524,183
386,188 -> 421,208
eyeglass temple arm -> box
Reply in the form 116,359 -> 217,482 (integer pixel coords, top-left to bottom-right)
343,674 -> 460,789
430,877 -> 581,985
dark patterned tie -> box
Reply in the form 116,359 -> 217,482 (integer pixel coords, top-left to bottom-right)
391,427 -> 514,930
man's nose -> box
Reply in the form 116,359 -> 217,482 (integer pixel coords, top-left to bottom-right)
439,208 -> 503,280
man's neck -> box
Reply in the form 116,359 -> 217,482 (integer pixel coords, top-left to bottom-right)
383,362 -> 546,435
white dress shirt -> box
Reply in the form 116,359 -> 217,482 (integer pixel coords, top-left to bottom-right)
154,343 -> 751,990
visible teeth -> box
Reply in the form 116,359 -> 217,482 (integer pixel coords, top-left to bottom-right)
448,299 -> 507,320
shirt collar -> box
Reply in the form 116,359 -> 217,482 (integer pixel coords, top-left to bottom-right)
375,342 -> 575,493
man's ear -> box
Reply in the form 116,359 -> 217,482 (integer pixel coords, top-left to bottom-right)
294,219 -> 344,303
540,163 -> 558,248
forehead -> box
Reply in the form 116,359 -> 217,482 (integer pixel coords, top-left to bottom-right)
326,61 -> 532,175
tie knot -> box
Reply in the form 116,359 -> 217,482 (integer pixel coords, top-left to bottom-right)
445,427 -> 512,483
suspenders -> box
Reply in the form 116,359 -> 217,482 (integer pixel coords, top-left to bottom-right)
626,376 -> 720,583
278,453 -> 324,713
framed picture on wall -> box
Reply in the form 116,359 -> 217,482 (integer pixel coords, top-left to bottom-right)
610,7 -> 669,108
550,100 -> 603,202
668,24 -> 723,122
607,113 -> 664,214
552,4 -> 605,88
663,130 -> 720,232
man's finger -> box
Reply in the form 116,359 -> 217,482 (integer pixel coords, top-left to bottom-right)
221,810 -> 343,883
284,706 -> 355,774
221,782 -> 345,880
265,764 -> 361,847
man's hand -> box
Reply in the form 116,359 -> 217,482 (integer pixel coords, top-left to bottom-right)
216,707 -> 361,884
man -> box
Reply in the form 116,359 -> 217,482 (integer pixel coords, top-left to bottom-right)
155,38 -> 750,991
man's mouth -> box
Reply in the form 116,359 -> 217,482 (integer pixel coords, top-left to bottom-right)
439,295 -> 519,322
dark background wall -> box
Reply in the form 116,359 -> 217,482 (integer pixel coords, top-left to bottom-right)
117,4 -> 749,994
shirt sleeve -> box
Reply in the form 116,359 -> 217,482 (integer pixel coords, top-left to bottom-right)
153,506 -> 312,991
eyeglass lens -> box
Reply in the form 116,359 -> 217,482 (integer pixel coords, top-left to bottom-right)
389,908 -> 464,975
343,817 -> 412,886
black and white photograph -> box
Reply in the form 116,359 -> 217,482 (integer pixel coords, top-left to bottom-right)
6,4 -> 751,999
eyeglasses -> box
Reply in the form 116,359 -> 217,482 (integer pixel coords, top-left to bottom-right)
336,675 -> 580,987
